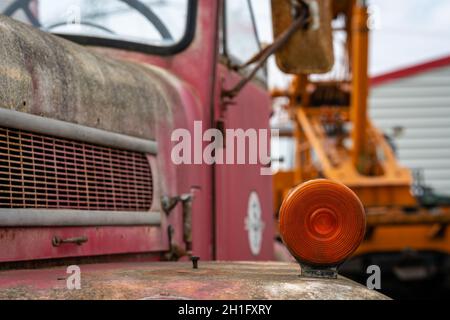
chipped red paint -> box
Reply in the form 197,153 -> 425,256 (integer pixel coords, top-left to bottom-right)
0,227 -> 167,263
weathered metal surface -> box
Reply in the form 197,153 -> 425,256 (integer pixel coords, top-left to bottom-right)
0,2 -> 215,263
0,261 -> 389,300
0,15 -> 173,140
0,1 -> 274,267
74,0 -> 219,262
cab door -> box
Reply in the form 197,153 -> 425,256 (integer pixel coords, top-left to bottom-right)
213,0 -> 274,260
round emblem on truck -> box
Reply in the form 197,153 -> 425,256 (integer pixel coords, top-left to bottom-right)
245,192 -> 265,256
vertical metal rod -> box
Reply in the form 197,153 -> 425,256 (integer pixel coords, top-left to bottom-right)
350,2 -> 370,172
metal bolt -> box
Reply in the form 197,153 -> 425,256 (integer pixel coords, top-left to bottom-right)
191,256 -> 200,269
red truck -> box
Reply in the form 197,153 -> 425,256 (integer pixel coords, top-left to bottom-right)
0,0 -> 386,300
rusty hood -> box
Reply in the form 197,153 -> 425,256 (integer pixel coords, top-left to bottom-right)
0,261 -> 389,300
0,14 -> 177,140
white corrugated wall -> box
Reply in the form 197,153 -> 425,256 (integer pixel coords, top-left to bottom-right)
369,65 -> 450,196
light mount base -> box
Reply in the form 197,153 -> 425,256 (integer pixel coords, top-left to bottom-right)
299,264 -> 338,279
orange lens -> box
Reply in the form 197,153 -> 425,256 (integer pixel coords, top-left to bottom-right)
279,179 -> 366,266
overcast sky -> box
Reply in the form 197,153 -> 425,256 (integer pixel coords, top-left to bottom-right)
253,0 -> 450,87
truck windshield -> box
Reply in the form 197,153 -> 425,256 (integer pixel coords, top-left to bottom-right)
1,0 -> 193,50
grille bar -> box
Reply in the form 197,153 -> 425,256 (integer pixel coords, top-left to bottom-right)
0,209 -> 161,227
0,108 -> 158,154
0,127 -> 153,211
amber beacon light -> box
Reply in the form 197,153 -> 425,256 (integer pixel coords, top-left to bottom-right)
279,179 -> 366,278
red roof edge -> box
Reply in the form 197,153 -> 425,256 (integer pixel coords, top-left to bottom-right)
370,55 -> 450,87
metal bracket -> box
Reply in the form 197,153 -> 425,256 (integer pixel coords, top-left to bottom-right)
161,193 -> 194,215
165,225 -> 188,261
161,187 -> 200,258
300,264 -> 338,279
